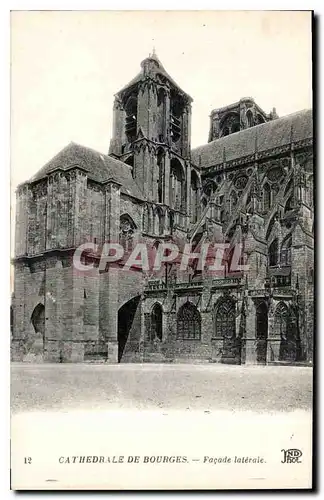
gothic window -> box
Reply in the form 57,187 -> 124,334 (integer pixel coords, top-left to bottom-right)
143,204 -> 150,233
125,95 -> 137,143
203,179 -> 216,199
269,238 -> 279,267
214,298 -> 236,338
170,158 -> 185,211
191,170 -> 199,223
281,236 -> 292,265
246,110 -> 254,128
263,183 -> 271,211
155,206 -> 164,236
220,112 -> 240,136
157,149 -> 165,203
275,302 -> 288,338
170,92 -> 183,143
119,214 -> 136,252
177,302 -> 201,340
157,88 -> 166,142
151,303 -> 163,341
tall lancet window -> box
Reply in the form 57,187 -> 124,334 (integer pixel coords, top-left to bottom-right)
157,149 -> 164,203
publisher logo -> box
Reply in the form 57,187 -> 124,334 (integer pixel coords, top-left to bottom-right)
281,449 -> 303,464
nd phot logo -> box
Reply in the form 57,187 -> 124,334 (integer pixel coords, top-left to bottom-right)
281,449 -> 303,464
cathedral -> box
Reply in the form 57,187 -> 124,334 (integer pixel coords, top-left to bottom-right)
12,52 -> 314,365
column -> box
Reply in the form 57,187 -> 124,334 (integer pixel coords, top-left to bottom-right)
100,180 -> 121,363
244,297 -> 257,364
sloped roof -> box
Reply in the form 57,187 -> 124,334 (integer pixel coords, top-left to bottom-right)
29,142 -> 144,200
191,109 -> 313,169
117,52 -> 192,100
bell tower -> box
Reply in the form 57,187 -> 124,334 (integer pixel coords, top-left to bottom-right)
109,51 -> 192,215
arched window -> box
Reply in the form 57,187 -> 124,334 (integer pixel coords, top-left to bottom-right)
125,95 -> 137,143
157,89 -> 166,142
246,110 -> 254,128
203,179 -> 216,200
143,204 -> 150,233
155,206 -> 164,236
177,302 -> 201,340
119,214 -> 136,252
263,183 -> 271,211
269,238 -> 279,267
157,149 -> 164,203
170,158 -> 185,211
170,91 -> 183,143
191,170 -> 199,223
214,298 -> 236,338
275,302 -> 288,337
281,236 -> 292,265
151,303 -> 163,341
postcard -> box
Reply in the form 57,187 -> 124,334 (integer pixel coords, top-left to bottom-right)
10,10 -> 314,490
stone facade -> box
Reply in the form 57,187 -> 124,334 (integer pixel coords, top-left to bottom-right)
12,52 -> 314,365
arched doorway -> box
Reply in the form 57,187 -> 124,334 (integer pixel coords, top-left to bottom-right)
151,303 -> 163,341
117,296 -> 141,362
30,303 -> 45,355
256,302 -> 268,364
31,303 -> 45,336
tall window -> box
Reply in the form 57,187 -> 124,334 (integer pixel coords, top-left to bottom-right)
274,302 -> 288,338
125,95 -> 137,144
269,238 -> 279,267
170,158 -> 185,211
246,110 -> 254,128
191,170 -> 199,223
119,214 -> 136,252
143,205 -> 150,234
157,149 -> 164,203
177,302 -> 201,340
214,298 -> 236,338
281,236 -> 292,265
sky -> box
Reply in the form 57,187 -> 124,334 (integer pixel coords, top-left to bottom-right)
11,10 -> 312,193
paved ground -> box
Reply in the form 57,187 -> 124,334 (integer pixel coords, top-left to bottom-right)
11,363 -> 313,414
